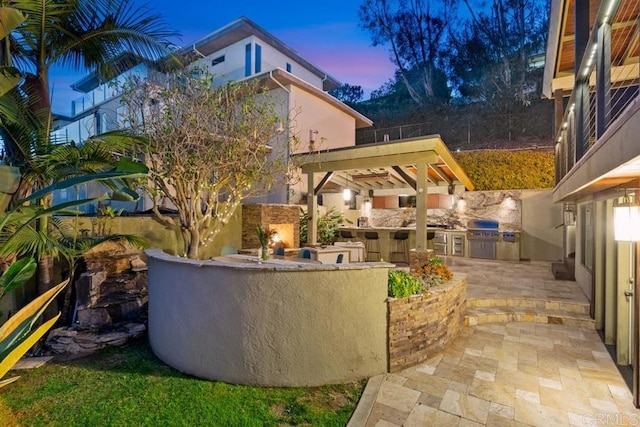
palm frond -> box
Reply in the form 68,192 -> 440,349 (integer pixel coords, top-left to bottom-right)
50,0 -> 178,78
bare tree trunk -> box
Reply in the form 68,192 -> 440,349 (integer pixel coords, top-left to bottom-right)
37,255 -> 57,319
187,228 -> 200,259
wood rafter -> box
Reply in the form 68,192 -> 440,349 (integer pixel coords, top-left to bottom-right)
621,31 -> 640,65
429,164 -> 452,185
314,172 -> 333,195
555,0 -> 573,76
391,166 -> 417,190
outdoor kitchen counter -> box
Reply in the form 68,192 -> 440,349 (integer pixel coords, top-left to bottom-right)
338,226 -> 448,261
339,227 -> 521,261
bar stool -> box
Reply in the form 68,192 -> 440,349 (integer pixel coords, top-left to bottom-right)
390,231 -> 409,264
427,231 -> 436,250
364,231 -> 380,261
340,230 -> 355,241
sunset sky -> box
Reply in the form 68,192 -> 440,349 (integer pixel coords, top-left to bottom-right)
49,0 -> 396,115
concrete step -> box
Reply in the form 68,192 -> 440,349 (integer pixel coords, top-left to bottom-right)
552,261 -> 575,281
465,306 -> 595,329
468,297 -> 589,314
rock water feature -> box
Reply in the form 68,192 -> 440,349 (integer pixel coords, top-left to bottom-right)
46,242 -> 148,356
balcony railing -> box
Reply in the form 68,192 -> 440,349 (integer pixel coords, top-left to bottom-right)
555,0 -> 640,184
71,63 -> 149,116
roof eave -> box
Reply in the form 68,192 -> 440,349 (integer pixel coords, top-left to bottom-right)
542,0 -> 567,99
262,69 -> 372,128
188,17 -> 342,92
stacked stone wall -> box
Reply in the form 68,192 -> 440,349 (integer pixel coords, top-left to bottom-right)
387,276 -> 467,372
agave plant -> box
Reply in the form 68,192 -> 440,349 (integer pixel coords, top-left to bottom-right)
0,157 -> 149,388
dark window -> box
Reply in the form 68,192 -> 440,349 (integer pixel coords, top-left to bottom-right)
245,43 -> 251,77
286,62 -> 292,73
211,55 -> 225,66
255,44 -> 262,73
581,203 -> 593,270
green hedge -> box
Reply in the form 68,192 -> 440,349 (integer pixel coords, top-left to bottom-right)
454,148 -> 554,191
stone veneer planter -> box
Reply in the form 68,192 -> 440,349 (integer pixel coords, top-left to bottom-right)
387,274 -> 467,373
146,249 -> 390,387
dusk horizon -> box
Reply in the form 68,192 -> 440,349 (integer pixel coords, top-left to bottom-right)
49,0 -> 396,116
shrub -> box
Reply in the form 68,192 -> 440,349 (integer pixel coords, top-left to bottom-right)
299,208 -> 352,246
454,148 -> 554,190
412,256 -> 454,292
388,270 -> 422,298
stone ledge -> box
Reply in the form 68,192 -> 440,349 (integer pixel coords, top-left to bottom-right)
465,307 -> 595,329
148,249 -> 394,271
468,297 -> 590,314
45,322 -> 146,356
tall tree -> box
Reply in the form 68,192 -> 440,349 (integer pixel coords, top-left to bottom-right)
329,83 -> 364,104
119,69 -> 294,259
359,0 -> 454,105
451,0 -> 549,105
0,0 -> 175,311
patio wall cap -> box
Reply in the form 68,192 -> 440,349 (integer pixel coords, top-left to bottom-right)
145,249 -> 394,271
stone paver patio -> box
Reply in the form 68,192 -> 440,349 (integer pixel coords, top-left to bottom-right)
350,258 -> 640,426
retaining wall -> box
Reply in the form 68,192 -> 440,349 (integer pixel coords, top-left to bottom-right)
146,249 -> 389,387
387,275 -> 467,372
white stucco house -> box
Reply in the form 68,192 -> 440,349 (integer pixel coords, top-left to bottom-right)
51,17 -> 372,209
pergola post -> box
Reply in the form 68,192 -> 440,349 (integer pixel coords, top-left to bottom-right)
307,172 -> 318,244
415,161 -> 429,251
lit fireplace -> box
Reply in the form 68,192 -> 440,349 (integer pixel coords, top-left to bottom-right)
241,204 -> 300,250
269,223 -> 294,248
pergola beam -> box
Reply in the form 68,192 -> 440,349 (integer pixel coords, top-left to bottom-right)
301,152 -> 438,174
392,166 -> 417,190
314,172 -> 334,195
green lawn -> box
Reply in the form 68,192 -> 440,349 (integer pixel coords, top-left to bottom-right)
0,339 -> 365,426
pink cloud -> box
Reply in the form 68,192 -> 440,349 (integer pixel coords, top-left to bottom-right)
273,23 -> 397,93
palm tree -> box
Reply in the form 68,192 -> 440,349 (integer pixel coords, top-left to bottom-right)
3,0 -> 178,162
0,0 -> 176,311
1,0 -> 178,198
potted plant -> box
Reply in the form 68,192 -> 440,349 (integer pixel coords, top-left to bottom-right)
255,226 -> 275,261
299,207 -> 352,247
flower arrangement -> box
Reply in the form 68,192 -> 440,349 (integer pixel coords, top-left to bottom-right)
412,256 -> 453,292
255,226 -> 276,260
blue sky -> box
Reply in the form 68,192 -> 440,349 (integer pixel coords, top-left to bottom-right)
49,0 -> 396,116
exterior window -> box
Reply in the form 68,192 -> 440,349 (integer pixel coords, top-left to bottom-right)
95,112 -> 102,134
255,44 -> 262,73
245,43 -> 251,77
581,204 -> 593,270
286,62 -> 292,73
211,55 -> 225,66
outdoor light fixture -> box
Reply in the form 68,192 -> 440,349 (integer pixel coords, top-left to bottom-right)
614,190 -> 640,241
563,204 -> 575,226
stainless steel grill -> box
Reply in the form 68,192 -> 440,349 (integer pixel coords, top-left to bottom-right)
466,220 -> 498,259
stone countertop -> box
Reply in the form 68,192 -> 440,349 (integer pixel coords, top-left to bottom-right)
339,226 -> 450,231
339,226 -> 521,233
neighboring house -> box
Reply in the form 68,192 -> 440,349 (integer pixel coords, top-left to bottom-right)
543,0 -> 640,405
51,17 -> 372,209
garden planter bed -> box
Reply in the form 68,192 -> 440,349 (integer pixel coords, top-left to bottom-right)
387,275 -> 467,372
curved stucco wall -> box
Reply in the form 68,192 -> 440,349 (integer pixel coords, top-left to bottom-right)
146,249 -> 389,387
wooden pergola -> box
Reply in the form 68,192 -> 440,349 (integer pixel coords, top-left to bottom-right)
299,136 -> 474,252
